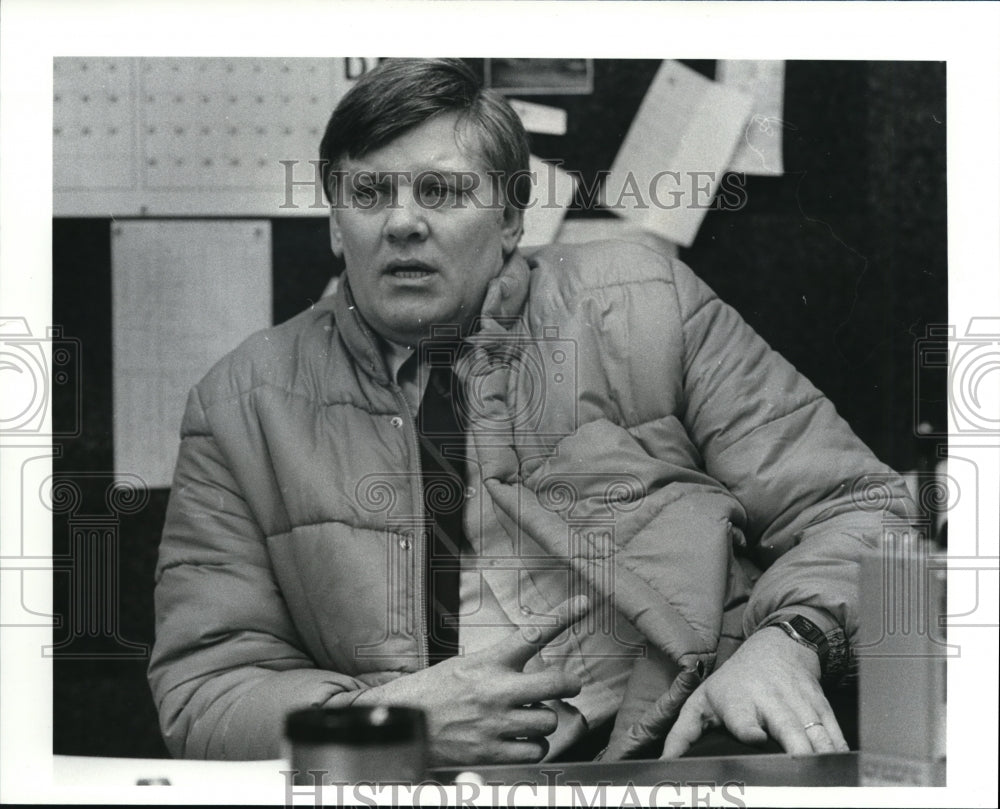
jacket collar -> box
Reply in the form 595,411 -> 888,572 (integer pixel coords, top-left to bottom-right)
331,250 -> 533,383
331,278 -> 392,385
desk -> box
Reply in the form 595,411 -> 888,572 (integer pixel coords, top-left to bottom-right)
53,752 -> 859,788
431,752 -> 860,787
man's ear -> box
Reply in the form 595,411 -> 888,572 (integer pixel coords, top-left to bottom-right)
500,205 -> 524,255
328,211 -> 344,259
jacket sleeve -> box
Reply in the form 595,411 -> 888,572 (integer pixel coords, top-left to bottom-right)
148,385 -> 390,759
669,259 -> 916,673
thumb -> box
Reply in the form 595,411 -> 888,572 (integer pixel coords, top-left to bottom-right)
492,595 -> 590,670
661,692 -> 714,760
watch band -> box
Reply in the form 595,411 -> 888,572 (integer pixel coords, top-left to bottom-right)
763,614 -> 831,665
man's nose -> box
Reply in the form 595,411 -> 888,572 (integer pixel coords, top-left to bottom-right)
383,186 -> 429,244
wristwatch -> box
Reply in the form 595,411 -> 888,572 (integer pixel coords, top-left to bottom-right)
763,614 -> 830,667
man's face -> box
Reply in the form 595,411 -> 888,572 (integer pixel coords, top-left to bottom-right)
329,112 -> 522,347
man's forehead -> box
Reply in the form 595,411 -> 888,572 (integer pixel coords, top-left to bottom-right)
339,114 -> 492,174
339,154 -> 491,177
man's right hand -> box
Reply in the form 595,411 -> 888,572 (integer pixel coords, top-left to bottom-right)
352,596 -> 589,765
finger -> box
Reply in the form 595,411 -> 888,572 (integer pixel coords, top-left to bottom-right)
760,703 -> 814,755
811,696 -> 850,752
497,706 -> 559,740
493,595 -> 590,670
803,722 -> 836,754
660,693 -> 715,759
750,676 -> 835,755
713,701 -> 769,748
499,668 -> 582,706
496,737 -> 549,764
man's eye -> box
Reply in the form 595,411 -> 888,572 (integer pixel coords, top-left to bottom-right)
353,184 -> 387,206
417,181 -> 452,205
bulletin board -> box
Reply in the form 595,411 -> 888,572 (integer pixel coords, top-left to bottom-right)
53,58 -> 690,220
53,57 -> 353,216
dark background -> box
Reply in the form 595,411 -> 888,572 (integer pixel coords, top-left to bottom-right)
52,60 -> 947,758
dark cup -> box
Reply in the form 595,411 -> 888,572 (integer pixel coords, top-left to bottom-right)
285,705 -> 428,786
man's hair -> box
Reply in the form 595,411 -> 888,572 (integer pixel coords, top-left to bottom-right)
319,58 -> 531,210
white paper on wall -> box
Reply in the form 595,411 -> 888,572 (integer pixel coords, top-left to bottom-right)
112,221 -> 272,487
509,99 -> 568,135
520,155 -> 577,248
604,61 -> 753,248
716,60 -> 787,176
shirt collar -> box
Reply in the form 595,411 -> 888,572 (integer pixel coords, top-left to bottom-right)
379,337 -> 415,386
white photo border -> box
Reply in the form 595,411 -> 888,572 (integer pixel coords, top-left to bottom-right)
1,1 -> 997,806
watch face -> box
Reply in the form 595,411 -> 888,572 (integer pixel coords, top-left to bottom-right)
788,615 -> 829,654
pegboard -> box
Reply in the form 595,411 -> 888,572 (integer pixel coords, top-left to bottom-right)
54,58 -> 356,216
53,58 -> 137,191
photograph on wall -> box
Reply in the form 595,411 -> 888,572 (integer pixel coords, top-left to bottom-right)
485,57 -> 594,95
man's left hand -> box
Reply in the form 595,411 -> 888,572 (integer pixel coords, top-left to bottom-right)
660,627 -> 849,757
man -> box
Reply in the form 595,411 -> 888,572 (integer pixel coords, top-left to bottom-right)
149,58 -> 914,764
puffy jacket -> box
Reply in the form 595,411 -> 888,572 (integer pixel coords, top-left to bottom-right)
149,240 -> 914,760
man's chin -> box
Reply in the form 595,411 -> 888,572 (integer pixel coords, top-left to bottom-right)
377,312 -> 463,346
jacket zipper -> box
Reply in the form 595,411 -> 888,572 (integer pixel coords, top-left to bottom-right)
390,383 -> 429,670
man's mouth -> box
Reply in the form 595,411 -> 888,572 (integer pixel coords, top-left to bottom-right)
385,261 -> 437,280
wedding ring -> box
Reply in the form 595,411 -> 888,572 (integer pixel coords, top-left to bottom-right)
803,721 -> 823,731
